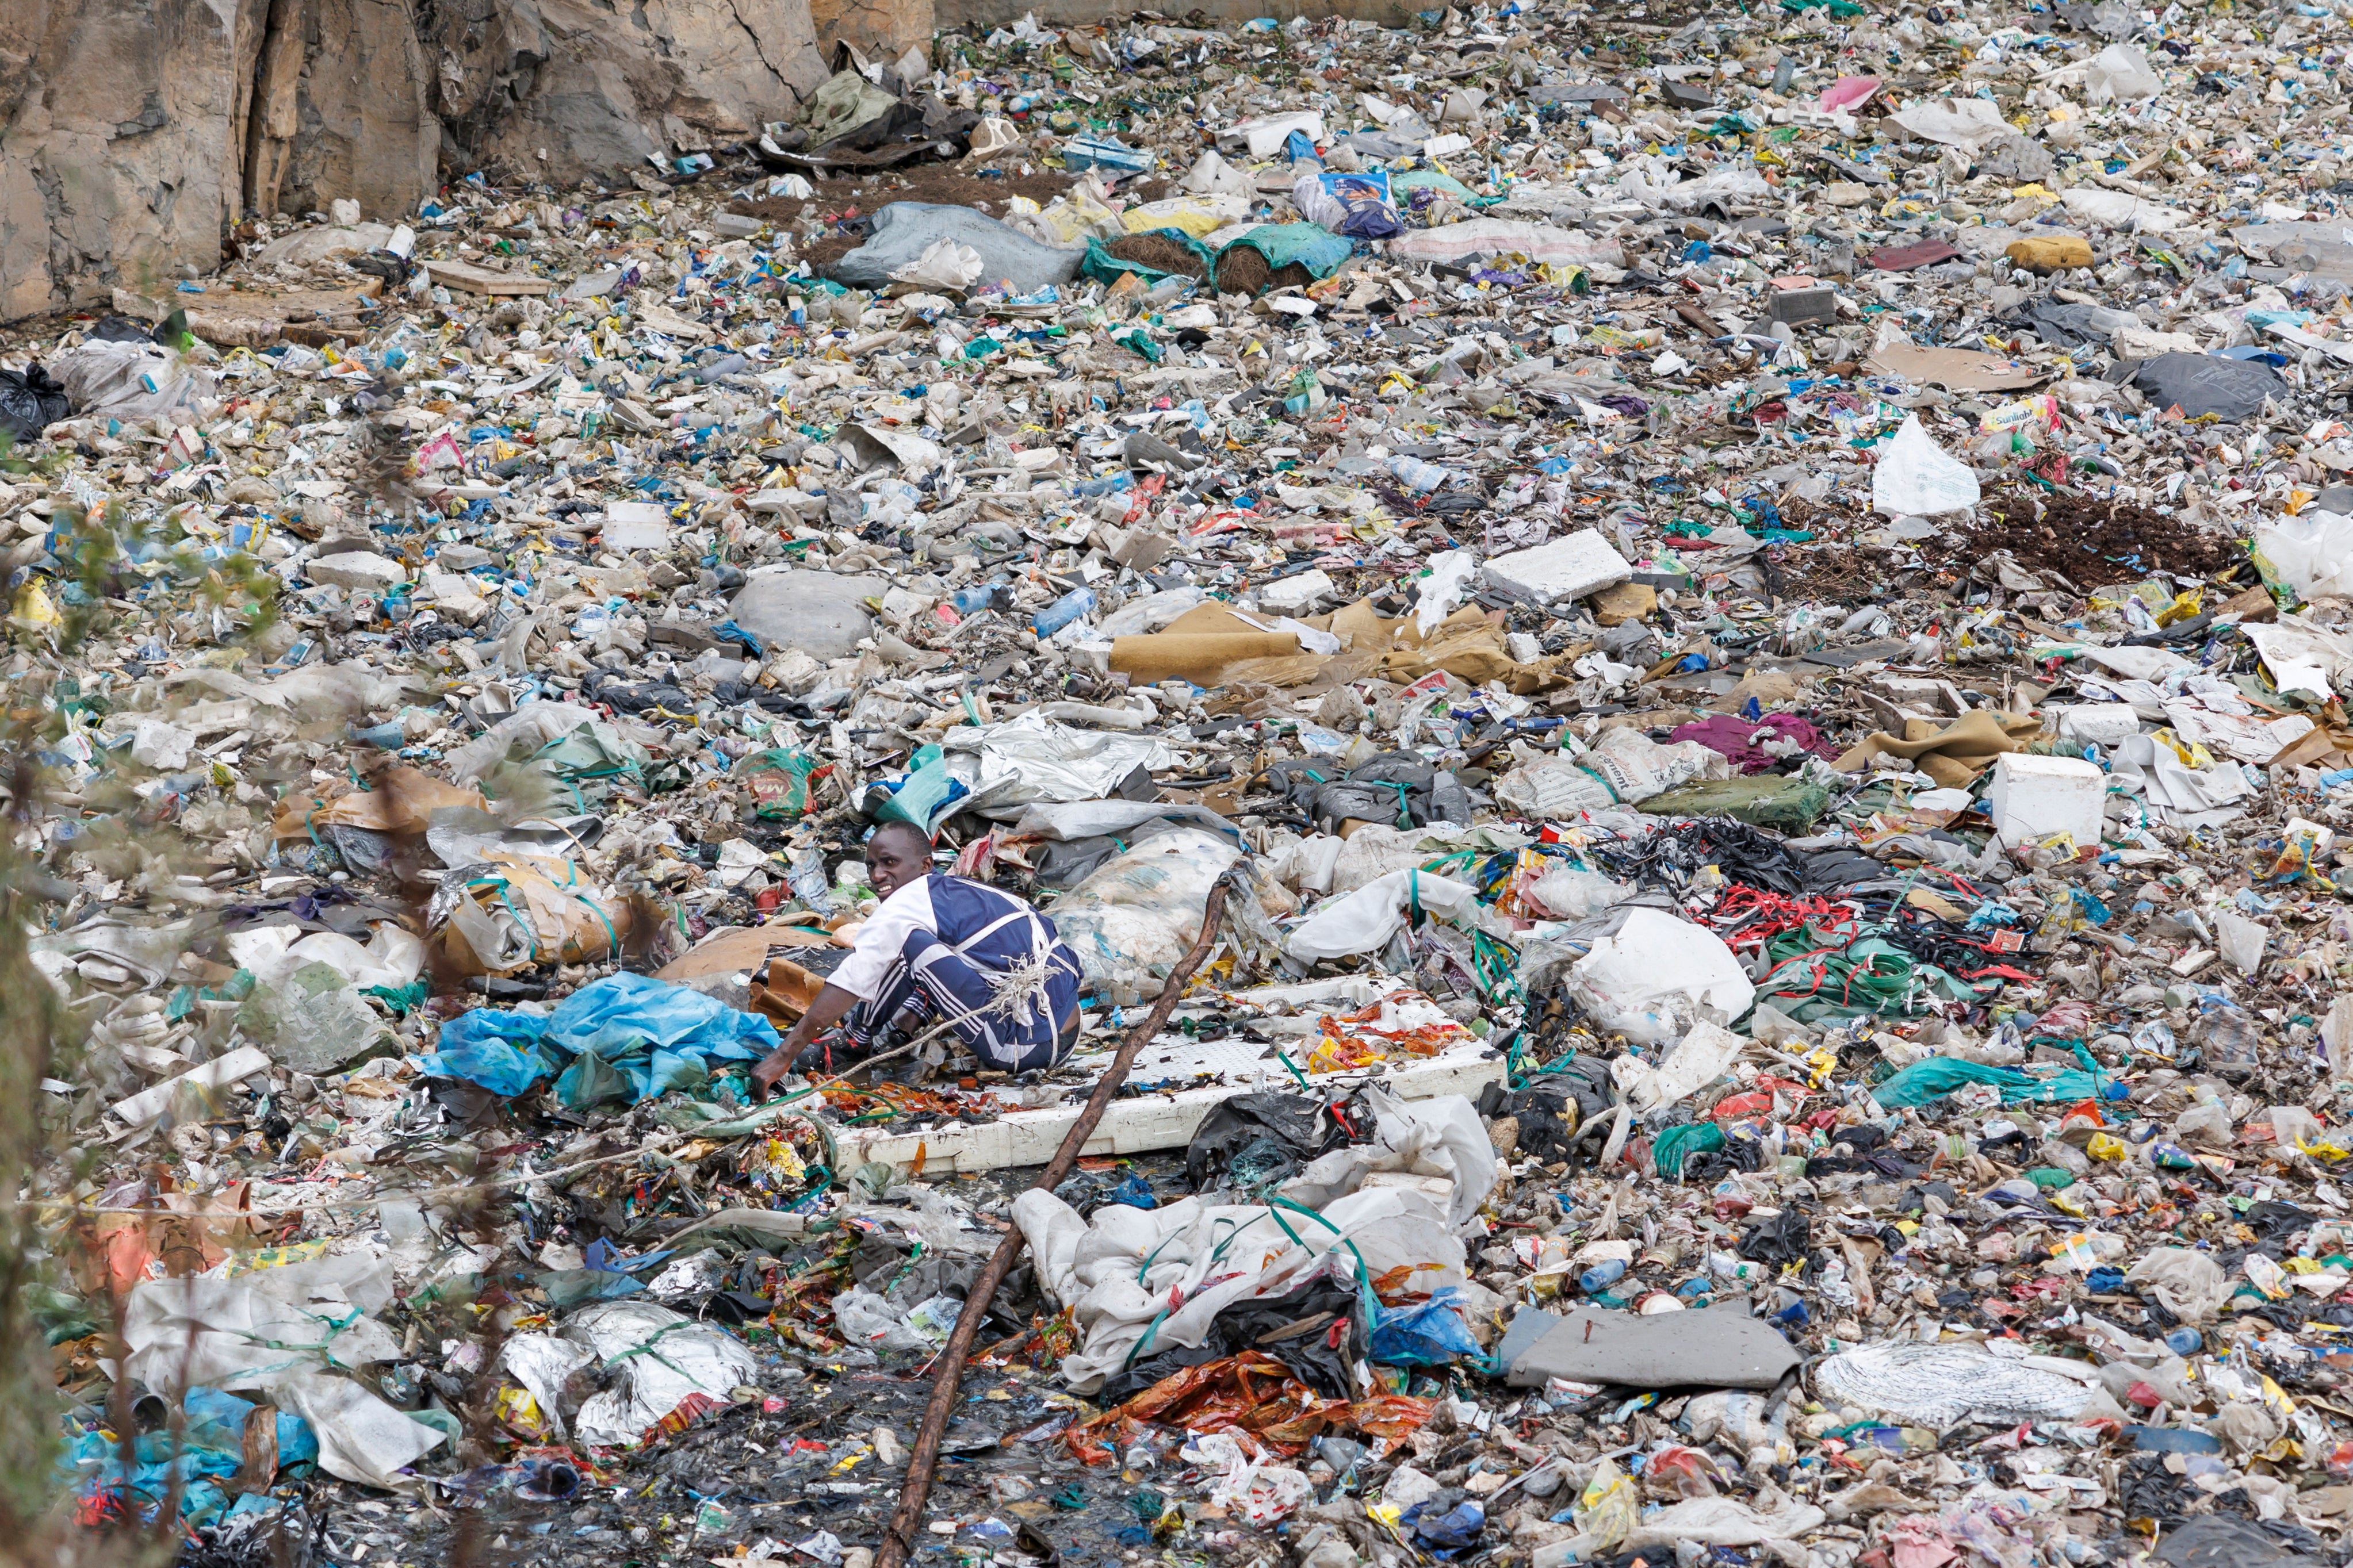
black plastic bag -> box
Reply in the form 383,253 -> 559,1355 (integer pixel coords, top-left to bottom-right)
2133,351 -> 2286,421
0,364 -> 69,440
1098,1272 -> 1367,1404
1738,1206 -> 1813,1266
1185,1091 -> 1329,1191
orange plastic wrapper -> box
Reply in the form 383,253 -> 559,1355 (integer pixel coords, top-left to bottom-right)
1305,991 -> 1471,1074
1067,1352 -> 1431,1463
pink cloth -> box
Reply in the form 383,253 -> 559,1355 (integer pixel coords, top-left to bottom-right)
1670,713 -> 1839,775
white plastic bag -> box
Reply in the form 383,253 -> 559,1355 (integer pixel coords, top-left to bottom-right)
1049,827 -> 1242,994
1414,548 -> 1478,635
564,1301 -> 760,1446
2086,43 -> 2163,101
2123,1247 -> 2230,1323
1494,726 -> 1720,816
1871,415 -> 1981,517
1529,864 -> 1633,919
1284,866 -> 1486,962
1889,98 -> 2013,149
2060,186 -> 2195,234
1268,831 -> 1346,895
1184,1432 -> 1313,1524
1182,149 -> 1257,198
1569,908 -> 1755,1045
889,239 -> 986,290
1613,1019 -> 1749,1114
2255,513 -> 2353,600
48,338 -> 216,424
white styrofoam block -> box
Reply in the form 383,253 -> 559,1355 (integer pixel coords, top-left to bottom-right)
1258,569 -> 1335,615
836,1035 -> 1503,1176
1986,752 -> 2105,848
1482,528 -> 1633,604
307,551 -> 408,591
2049,704 -> 2142,748
602,500 -> 672,552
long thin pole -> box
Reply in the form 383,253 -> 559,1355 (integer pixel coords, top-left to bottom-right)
872,877 -> 1235,1568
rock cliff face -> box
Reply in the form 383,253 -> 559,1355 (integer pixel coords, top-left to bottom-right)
0,0 -> 828,320
808,0 -> 934,62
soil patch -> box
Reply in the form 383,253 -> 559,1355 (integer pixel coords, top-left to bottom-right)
1211,246 -> 1314,297
1104,232 -> 1208,280
1943,486 -> 2242,587
801,232 -> 862,269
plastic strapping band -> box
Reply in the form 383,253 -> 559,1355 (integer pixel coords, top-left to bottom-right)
568,890 -> 619,958
1571,762 -> 1623,804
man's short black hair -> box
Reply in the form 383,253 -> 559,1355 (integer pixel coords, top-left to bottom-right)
866,820 -> 933,857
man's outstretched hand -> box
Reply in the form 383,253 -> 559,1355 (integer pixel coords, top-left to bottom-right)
749,1049 -> 795,1102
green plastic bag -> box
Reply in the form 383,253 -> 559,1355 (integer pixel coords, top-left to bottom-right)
1755,927 -> 1987,1023
1873,1056 -> 2106,1110
736,747 -> 820,819
1654,1120 -> 1726,1178
1080,228 -> 1216,288
860,744 -> 968,834
1211,224 -> 1353,293
484,719 -> 648,811
1640,775 -> 1832,831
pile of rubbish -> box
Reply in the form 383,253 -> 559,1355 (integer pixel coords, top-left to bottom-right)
25,1 -> 2353,1566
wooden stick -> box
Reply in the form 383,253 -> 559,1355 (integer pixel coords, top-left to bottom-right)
872,878 -> 1235,1568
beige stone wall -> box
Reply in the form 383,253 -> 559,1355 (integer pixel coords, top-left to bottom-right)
810,0 -> 937,62
930,0 -> 1413,31
0,0 -> 826,321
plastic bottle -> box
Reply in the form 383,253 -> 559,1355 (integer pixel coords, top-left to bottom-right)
951,582 -> 1013,615
1072,473 -> 1134,498
786,849 -> 832,915
1577,1258 -> 1627,1293
1034,586 -> 1096,638
1387,453 -> 1450,492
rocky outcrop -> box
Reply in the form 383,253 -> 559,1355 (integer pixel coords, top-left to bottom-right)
1,0 -> 245,317
426,0 -> 831,181
809,0 -> 935,62
0,0 -> 828,321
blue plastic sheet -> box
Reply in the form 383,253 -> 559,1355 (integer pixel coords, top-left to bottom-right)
67,1387 -> 316,1528
418,972 -> 780,1107
1107,1172 -> 1157,1209
1367,1285 -> 1482,1366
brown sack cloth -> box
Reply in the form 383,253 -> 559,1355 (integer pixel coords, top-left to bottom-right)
1110,601 -> 1300,684
273,766 -> 486,839
431,851 -> 634,975
1114,597 -> 1578,693
654,923 -> 843,1026
1832,710 -> 2045,788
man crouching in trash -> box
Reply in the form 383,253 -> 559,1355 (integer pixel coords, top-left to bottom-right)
748,821 -> 1086,1097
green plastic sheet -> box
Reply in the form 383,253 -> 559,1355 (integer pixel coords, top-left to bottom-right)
1212,224 -> 1353,292
1755,926 -> 1989,1022
1640,775 -> 1832,831
1654,1120 -> 1726,1178
1873,1055 -> 2106,1110
1081,229 -> 1216,287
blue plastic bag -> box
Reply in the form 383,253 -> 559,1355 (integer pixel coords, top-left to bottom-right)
418,972 -> 779,1107
1400,1499 -> 1485,1554
1367,1285 -> 1482,1366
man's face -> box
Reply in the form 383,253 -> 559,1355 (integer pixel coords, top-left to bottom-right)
865,833 -> 929,899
